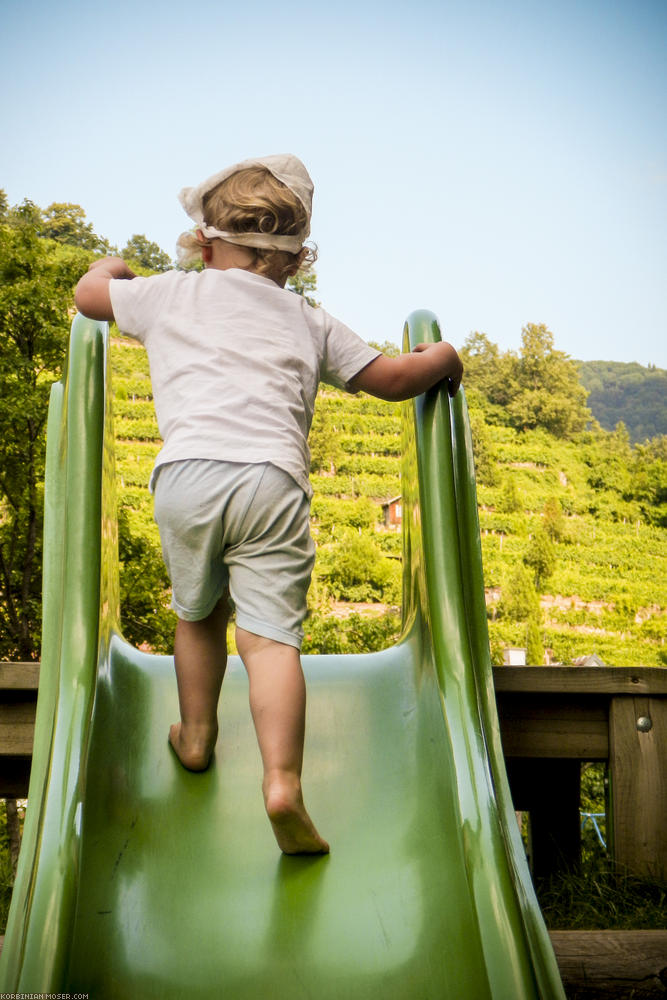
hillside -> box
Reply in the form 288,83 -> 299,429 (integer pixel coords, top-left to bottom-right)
111,338 -> 666,667
577,360 -> 667,442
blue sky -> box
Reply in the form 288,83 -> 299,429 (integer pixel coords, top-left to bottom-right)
2,0 -> 665,366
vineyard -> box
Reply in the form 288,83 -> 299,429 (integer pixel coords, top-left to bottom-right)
111,338 -> 666,667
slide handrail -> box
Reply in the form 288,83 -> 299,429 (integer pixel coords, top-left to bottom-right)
0,315 -> 116,988
401,310 -> 563,998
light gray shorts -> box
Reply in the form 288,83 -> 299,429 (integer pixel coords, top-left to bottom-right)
152,460 -> 315,649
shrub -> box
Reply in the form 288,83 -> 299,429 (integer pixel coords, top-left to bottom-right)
498,564 -> 540,621
318,529 -> 400,603
302,611 -> 401,654
523,528 -> 557,589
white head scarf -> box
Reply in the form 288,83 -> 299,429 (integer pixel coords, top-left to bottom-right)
178,154 -> 313,253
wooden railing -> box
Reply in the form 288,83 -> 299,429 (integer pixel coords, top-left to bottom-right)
493,665 -> 667,882
2,661 -> 666,879
2,660 -> 667,997
0,662 -> 38,798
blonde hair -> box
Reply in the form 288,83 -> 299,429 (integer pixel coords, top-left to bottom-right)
177,166 -> 317,282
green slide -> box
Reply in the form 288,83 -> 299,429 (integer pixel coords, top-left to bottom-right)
0,312 -> 565,999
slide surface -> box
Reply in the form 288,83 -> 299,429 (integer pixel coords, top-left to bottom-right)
0,313 -> 565,999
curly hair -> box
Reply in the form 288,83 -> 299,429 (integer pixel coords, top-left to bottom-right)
177,166 -> 317,282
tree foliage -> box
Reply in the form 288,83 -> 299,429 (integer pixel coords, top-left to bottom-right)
468,414 -> 500,486
0,191 -> 172,658
526,618 -> 544,665
40,202 -> 111,254
460,324 -> 591,438
498,476 -> 522,513
498,563 -> 540,621
542,496 -> 566,541
507,324 -> 591,437
578,360 -> 667,442
286,269 -> 319,307
309,406 -> 342,473
319,529 -> 400,603
523,528 -> 557,590
368,340 -> 400,358
625,437 -> 667,527
117,508 -> 176,651
122,234 -> 172,273
0,206 -> 91,658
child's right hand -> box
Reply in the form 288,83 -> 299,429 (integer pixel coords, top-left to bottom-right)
349,340 -> 463,402
411,341 -> 463,397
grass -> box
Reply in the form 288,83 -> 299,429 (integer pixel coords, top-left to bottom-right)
0,848 -> 14,934
538,861 -> 667,930
533,765 -> 667,930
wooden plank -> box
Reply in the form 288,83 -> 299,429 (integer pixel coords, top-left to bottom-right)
493,666 -> 667,696
0,662 -> 40,690
0,698 -> 36,756
609,696 -> 667,881
500,726 -> 608,759
0,721 -> 35,755
549,930 -> 667,998
497,696 -> 609,759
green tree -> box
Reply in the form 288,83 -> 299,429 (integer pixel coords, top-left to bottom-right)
507,323 -> 591,438
583,423 -> 632,495
469,414 -> 500,486
542,496 -> 566,541
497,475 -> 523,513
459,331 -> 519,411
309,407 -> 342,473
526,617 -> 544,665
0,205 -> 91,658
498,564 -> 540,621
625,437 -> 667,527
523,528 -> 556,590
287,269 -> 319,307
320,529 -> 399,603
122,234 -> 171,272
460,332 -> 500,396
117,508 -> 176,652
578,359 -> 667,442
40,202 -> 111,253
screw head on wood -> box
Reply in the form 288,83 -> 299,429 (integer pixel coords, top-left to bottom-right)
636,716 -> 653,732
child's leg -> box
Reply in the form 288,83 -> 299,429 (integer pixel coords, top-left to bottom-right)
169,595 -> 230,771
235,627 -> 329,855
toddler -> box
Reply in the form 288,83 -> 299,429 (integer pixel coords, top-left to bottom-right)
75,154 -> 463,854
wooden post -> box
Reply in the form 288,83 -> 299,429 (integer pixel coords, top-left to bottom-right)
506,758 -> 581,879
609,695 -> 667,881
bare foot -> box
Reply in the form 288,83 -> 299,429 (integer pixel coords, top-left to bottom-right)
263,774 -> 330,855
168,721 -> 217,772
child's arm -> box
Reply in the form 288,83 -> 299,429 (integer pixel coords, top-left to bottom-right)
349,341 -> 463,401
75,257 -> 136,322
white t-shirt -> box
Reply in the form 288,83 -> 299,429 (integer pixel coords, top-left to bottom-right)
109,268 -> 380,496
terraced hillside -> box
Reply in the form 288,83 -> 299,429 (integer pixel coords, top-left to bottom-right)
111,338 -> 666,667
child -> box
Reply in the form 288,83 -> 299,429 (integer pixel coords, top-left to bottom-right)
75,154 -> 463,855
